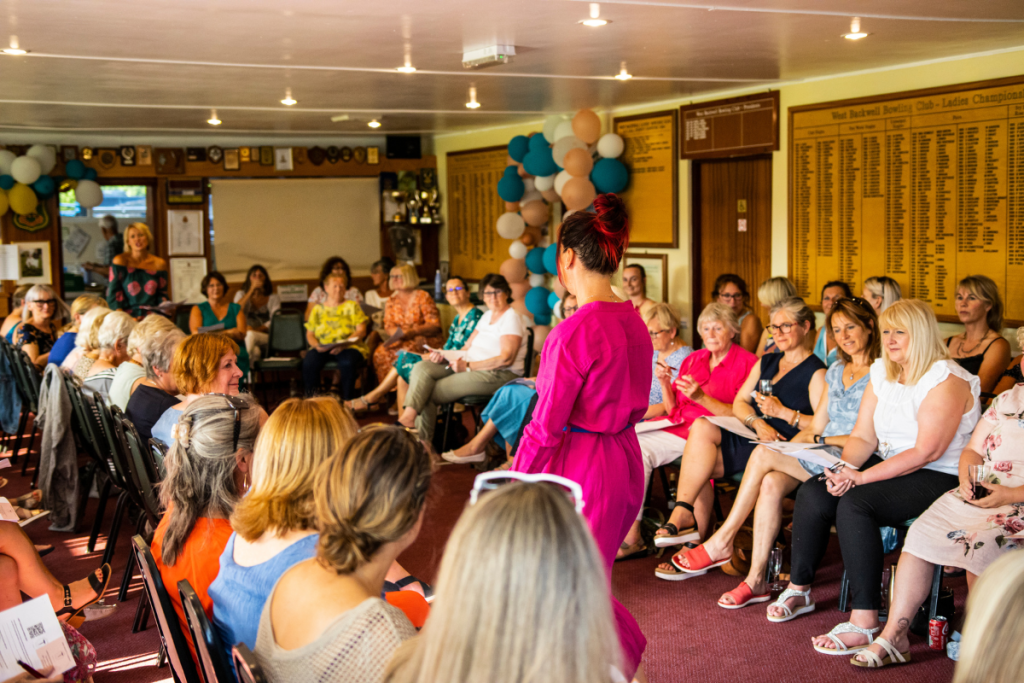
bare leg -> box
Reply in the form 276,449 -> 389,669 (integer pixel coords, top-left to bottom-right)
812,608 -> 880,651
452,420 -> 499,458
398,407 -> 417,429
853,553 -> 934,662
386,561 -> 427,599
966,571 -> 978,591
653,419 -> 724,541
0,522 -> 102,612
356,367 -> 399,406
633,664 -> 649,683
0,555 -> 20,611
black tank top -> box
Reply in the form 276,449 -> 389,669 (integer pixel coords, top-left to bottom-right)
946,336 -> 999,376
755,353 -> 826,440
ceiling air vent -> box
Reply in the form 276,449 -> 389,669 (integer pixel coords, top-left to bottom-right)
462,45 -> 515,69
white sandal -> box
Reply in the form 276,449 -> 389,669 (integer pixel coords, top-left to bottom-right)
850,637 -> 911,668
766,587 -> 815,623
812,621 -> 880,655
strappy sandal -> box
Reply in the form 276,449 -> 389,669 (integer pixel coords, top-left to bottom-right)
15,489 -> 43,509
766,587 -> 816,623
812,621 -> 880,655
654,562 -> 708,581
56,562 -> 112,629
653,501 -> 700,547
384,575 -> 435,604
671,544 -> 731,573
850,637 -> 911,668
615,539 -> 649,562
345,397 -> 371,414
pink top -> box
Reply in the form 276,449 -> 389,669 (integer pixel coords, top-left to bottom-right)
651,343 -> 757,439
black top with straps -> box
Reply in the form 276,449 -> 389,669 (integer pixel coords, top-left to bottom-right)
946,336 -> 999,382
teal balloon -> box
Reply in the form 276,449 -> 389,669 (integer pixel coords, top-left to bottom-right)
528,135 -> 549,152
534,313 -> 552,326
523,147 -> 557,177
497,175 -> 525,202
0,175 -> 14,190
65,159 -> 86,180
83,167 -> 98,181
525,287 -> 552,316
32,175 -> 56,198
542,243 -> 558,275
504,165 -> 520,178
548,291 -> 560,310
591,158 -> 629,194
525,247 -> 547,274
508,136 -> 529,163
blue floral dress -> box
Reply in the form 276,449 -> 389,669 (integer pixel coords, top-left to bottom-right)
648,345 -> 692,405
394,306 -> 483,382
799,361 -> 870,476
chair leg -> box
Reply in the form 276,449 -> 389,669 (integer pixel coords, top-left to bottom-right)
119,516 -> 145,602
101,491 -> 130,566
132,589 -> 151,633
441,403 -> 454,450
20,425 -> 38,476
88,478 -> 113,553
11,410 -> 28,465
928,563 -> 943,620
74,462 -> 97,534
839,569 -> 851,612
657,466 -> 675,510
712,484 -> 726,523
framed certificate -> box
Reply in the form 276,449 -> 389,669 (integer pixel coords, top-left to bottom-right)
167,210 -> 204,256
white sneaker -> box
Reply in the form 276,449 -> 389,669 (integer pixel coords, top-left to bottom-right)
441,450 -> 486,464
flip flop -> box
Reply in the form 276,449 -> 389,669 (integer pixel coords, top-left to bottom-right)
718,581 -> 772,609
850,637 -> 911,668
384,575 -> 435,604
671,544 -> 731,573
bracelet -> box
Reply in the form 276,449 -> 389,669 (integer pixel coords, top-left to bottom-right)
743,414 -> 757,427
814,434 -> 823,445
790,410 -> 800,427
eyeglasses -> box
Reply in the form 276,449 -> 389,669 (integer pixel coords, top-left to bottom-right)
446,286 -> 466,293
33,299 -> 57,306
718,293 -> 744,301
563,306 -> 579,315
648,328 -> 670,338
470,471 -> 585,514
203,393 -> 251,451
481,290 -> 503,298
767,322 -> 799,334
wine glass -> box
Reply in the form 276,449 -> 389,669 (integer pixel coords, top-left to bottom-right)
767,547 -> 784,592
758,379 -> 773,397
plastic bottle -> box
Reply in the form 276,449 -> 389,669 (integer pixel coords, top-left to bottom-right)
434,269 -> 442,301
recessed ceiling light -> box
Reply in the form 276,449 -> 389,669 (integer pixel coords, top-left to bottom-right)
368,119 -> 382,128
396,64 -> 416,73
2,35 -> 27,55
580,3 -> 609,27
281,88 -> 297,106
207,109 -> 222,126
843,17 -> 869,40
615,62 -> 632,81
466,85 -> 481,109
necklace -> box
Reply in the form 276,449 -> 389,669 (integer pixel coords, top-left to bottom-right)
960,332 -> 990,356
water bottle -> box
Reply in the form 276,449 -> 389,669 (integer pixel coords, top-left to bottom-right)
434,269 -> 442,302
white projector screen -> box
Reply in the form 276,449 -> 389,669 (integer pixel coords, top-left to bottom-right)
210,177 -> 381,281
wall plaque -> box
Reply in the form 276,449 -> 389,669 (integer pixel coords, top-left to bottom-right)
681,91 -> 780,159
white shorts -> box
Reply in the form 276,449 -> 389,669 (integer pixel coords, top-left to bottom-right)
636,429 -> 687,520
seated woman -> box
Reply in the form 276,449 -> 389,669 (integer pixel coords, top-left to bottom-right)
754,277 -> 798,357
68,307 -> 110,379
383,478 -> 625,683
951,552 -> 1024,683
305,256 -> 364,320
210,396 -> 357,659
813,281 -> 853,367
14,285 -> 68,368
125,323 -> 186,442
254,425 -> 431,682
363,257 -> 395,310
779,299 -> 979,656
348,276 -> 481,414
190,271 -> 249,378
713,274 -> 762,354
654,297 -> 826,547
1,285 -> 30,341
81,311 -> 136,403
106,222 -> 168,318
670,298 -> 879,601
109,314 -> 178,411
643,303 -> 692,419
862,275 -> 902,314
991,352 -> 1024,397
618,303 -> 757,560
233,264 -> 280,366
944,275 -> 1011,402
398,273 -> 525,444
151,393 -> 261,665
48,295 -> 107,368
852,335 -> 1024,669
371,264 -> 443,384
303,272 -> 369,398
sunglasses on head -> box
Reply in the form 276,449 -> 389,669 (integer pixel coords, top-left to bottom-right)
202,393 -> 251,451
470,471 -> 585,514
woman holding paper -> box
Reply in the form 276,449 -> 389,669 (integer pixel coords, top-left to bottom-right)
371,264 -> 443,383
652,297 -> 826,553
303,272 -> 369,398
190,271 -> 249,377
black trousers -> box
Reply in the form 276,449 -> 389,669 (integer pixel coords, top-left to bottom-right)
789,456 -> 958,610
302,347 -> 364,398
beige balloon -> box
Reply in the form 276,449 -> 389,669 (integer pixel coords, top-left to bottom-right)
561,177 -> 596,211
563,147 -> 594,177
500,258 -> 528,283
521,200 -> 550,227
541,188 -> 560,204
571,109 -> 602,145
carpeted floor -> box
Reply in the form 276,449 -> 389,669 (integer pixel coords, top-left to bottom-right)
3,420 -> 961,683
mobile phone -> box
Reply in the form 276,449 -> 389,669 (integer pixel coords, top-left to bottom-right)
18,660 -> 46,679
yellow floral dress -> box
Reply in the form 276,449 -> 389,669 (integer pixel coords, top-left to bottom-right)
305,301 -> 369,358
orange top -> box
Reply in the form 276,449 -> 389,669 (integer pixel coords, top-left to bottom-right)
151,511 -> 233,669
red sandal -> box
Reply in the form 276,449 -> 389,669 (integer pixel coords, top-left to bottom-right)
671,544 -> 731,574
717,581 -> 772,610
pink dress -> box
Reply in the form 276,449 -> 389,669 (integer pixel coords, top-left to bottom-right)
513,300 -> 651,676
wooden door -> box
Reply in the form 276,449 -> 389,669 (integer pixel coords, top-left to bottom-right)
692,155 -> 773,332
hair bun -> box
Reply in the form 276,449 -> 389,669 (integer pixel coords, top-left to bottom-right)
593,193 -> 628,238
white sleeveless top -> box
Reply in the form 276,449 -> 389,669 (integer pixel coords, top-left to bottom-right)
869,358 -> 980,476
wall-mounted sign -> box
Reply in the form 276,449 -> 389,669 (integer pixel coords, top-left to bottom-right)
681,91 -> 780,159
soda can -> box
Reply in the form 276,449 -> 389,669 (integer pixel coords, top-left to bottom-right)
929,616 -> 950,650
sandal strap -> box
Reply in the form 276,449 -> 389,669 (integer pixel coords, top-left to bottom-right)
859,649 -> 884,668
874,637 -> 906,664
773,587 -> 811,610
675,500 -> 695,514
825,621 -> 880,651
658,522 -> 679,536
62,584 -> 72,608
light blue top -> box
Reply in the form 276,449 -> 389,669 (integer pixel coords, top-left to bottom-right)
821,361 -> 869,438
209,532 -> 319,660
151,406 -> 183,445
649,345 -> 692,405
814,328 -> 839,368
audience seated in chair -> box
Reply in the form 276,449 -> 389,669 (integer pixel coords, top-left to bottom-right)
363,257 -> 396,311
66,307 -> 111,379
754,277 -> 798,357
81,311 -> 137,403
653,297 -> 826,549
621,263 -> 655,318
642,303 -> 692,420
108,313 -> 178,411
305,256 -> 364,321
383,477 -> 627,683
124,323 -> 186,442
944,275 -> 1011,401
254,425 -> 431,683
1,284 -> 31,342
813,281 -> 853,367
303,272 -> 370,398
952,552 -> 1024,683
861,275 -> 902,314
712,274 -> 762,355
398,273 -> 526,444
234,264 -> 281,367
191,271 -> 250,378
14,285 -> 68,369
48,294 -> 107,368
371,264 -> 443,385
852,331 -> 1024,669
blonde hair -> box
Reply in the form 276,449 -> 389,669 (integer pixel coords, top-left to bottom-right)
392,264 -> 420,290
75,307 -> 112,351
863,276 -> 902,312
643,302 -> 683,342
953,552 -> 1024,683
232,397 -> 358,541
172,333 -> 240,394
123,222 -> 154,253
127,314 -> 177,358
697,302 -> 740,338
958,275 -> 1003,332
384,483 -> 620,683
770,296 -> 816,332
756,277 -> 797,309
63,295 -> 107,333
877,299 -> 950,385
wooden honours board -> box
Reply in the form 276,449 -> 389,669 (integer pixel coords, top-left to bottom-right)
789,76 -> 1024,324
614,110 -> 679,247
446,145 -> 515,281
681,92 -> 780,160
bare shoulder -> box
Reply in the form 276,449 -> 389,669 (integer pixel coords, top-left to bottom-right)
111,253 -> 128,266
148,255 -> 168,270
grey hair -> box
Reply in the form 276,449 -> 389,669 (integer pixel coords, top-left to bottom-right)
128,314 -> 177,358
158,393 -> 260,566
770,296 -> 816,330
75,307 -> 112,350
98,214 -> 119,232
697,302 -> 740,337
22,284 -> 70,324
97,311 -> 137,351
141,326 -> 186,380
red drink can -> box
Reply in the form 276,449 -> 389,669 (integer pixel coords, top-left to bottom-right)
929,616 -> 949,650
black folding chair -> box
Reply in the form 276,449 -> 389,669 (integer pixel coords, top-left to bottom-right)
252,311 -> 305,402
231,643 -> 266,683
179,580 -> 234,683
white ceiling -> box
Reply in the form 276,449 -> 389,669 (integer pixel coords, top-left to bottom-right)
1,0 -> 1022,140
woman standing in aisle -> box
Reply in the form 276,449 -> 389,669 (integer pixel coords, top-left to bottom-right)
106,222 -> 169,318
512,193 -> 650,681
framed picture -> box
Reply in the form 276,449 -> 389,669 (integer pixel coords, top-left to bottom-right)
60,146 -> 78,162
367,146 -> 380,165
167,210 -> 204,256
239,147 -> 251,163
17,241 -> 52,285
274,147 -> 293,171
137,145 -> 153,166
623,252 -> 668,303
223,148 -> 240,171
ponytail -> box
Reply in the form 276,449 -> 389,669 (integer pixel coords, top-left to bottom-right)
557,193 -> 630,275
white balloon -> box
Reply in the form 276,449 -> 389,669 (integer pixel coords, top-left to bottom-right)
551,136 -> 588,169
554,120 -> 575,142
0,149 -> 16,175
520,190 -> 542,206
522,177 -> 536,194
10,156 -> 42,185
496,211 -> 526,240
553,170 -> 573,196
26,145 -> 57,174
528,273 -> 546,288
539,237 -> 551,248
597,133 -> 625,159
542,115 -> 567,143
534,174 -> 555,192
509,240 -> 528,259
74,179 -> 104,208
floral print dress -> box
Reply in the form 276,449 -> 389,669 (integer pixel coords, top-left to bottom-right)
904,382 -> 1024,574
393,306 -> 483,382
371,289 -> 443,381
107,264 -> 169,317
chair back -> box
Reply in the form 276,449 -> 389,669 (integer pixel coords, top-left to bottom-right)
1,337 -> 29,404
93,399 -> 134,493
132,536 -> 202,683
523,326 -> 537,377
12,349 -> 41,411
266,311 -> 306,354
62,371 -> 107,467
116,412 -> 164,527
178,579 -> 234,683
231,643 -> 266,683
150,438 -> 169,479
174,306 -> 192,335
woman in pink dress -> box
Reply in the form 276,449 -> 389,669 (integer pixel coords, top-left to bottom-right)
513,194 -> 651,681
